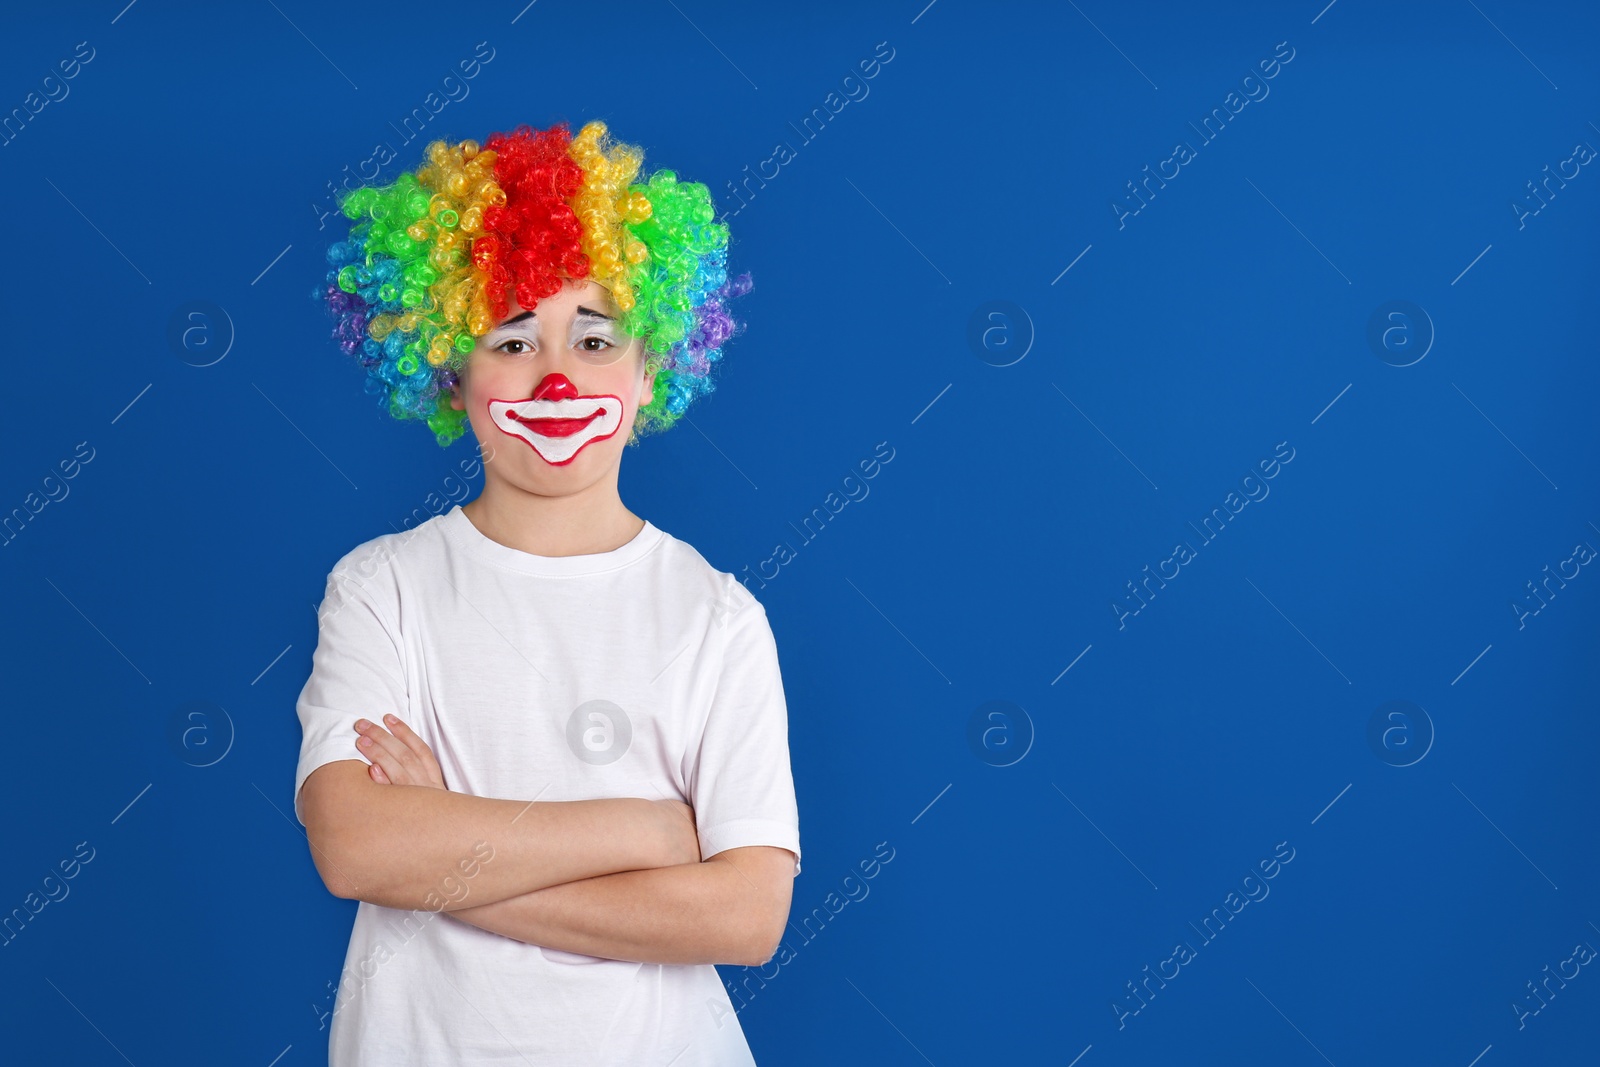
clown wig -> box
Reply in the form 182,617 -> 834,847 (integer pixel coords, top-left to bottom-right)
314,120 -> 753,448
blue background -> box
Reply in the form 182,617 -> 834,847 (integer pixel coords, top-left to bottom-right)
2,1 -> 1597,1064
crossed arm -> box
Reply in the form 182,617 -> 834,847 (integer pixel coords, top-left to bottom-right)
298,714 -> 794,968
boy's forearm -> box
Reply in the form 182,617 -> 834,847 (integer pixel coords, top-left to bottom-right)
306,773 -> 673,911
445,860 -> 762,966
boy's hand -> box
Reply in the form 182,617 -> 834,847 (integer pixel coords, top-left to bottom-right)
353,714 -> 447,790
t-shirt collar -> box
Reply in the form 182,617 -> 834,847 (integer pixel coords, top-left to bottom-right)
441,504 -> 664,577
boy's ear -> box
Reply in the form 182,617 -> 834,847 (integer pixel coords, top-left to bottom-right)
640,352 -> 657,407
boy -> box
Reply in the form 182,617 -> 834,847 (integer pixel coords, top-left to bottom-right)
296,121 -> 800,1065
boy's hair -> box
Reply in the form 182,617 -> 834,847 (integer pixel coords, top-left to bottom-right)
314,120 -> 753,448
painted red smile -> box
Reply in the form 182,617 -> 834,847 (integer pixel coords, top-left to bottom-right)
488,374 -> 624,466
508,410 -> 601,438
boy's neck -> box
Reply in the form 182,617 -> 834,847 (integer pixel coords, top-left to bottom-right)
461,484 -> 645,559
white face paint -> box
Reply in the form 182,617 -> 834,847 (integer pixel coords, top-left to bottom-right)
487,386 -> 625,465
461,287 -> 646,467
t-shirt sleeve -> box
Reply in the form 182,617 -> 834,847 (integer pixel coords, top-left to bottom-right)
686,590 -> 803,877
292,564 -> 408,826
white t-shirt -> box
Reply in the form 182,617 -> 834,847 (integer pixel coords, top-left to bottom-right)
293,504 -> 802,1066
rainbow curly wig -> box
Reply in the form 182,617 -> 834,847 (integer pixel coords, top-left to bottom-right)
313,120 -> 753,448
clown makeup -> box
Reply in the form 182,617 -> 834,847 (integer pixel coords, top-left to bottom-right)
484,304 -> 634,369
488,372 -> 626,465
454,279 -> 653,468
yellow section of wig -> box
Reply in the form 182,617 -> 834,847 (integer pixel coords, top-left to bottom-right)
568,121 -> 653,314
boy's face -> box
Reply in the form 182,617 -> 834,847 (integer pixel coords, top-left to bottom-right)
449,276 -> 656,494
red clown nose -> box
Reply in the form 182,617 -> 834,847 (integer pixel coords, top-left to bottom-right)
532,373 -> 579,401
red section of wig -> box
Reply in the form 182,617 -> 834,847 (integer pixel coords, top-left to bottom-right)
478,123 -> 591,322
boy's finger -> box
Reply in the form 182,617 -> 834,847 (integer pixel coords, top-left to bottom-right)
357,733 -> 415,785
354,721 -> 414,775
382,714 -> 435,760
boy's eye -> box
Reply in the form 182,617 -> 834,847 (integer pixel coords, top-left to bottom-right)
491,334 -> 621,363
